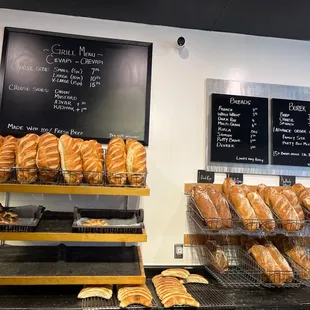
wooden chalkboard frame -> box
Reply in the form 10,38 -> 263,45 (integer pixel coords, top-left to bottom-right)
0,27 -> 153,145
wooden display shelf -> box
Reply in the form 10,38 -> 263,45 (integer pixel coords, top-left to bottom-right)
0,245 -> 146,285
0,229 -> 147,242
0,184 -> 150,196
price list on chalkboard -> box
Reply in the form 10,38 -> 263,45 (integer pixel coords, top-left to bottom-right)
0,28 -> 152,144
210,94 -> 269,164
272,98 -> 310,166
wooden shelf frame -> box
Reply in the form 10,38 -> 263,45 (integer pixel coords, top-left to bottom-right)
0,184 -> 150,196
0,228 -> 147,243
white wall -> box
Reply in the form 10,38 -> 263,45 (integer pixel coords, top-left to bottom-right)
1,9 -> 310,265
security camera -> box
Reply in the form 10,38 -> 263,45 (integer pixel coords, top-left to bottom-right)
177,37 -> 185,49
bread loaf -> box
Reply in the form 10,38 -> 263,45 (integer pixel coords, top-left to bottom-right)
161,268 -> 190,279
240,184 -> 251,194
205,186 -> 232,228
295,187 -> 310,212
0,136 -> 18,183
229,186 -> 259,231
192,186 -> 222,230
246,192 -> 275,232
211,246 -> 229,273
36,133 -> 60,182
78,285 -> 113,299
120,296 -> 152,308
223,178 -> 235,197
184,274 -> 209,284
106,137 -> 126,185
16,133 -> 39,183
249,244 -> 286,285
80,140 -> 104,184
0,136 -> 3,148
292,184 -> 306,196
126,140 -> 146,186
58,134 -> 83,185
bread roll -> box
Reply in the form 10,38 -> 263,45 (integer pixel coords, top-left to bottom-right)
161,268 -> 190,279
36,133 -> 60,182
16,133 -> 39,183
249,245 -> 286,285
296,188 -> 310,212
80,140 -> 104,184
106,137 -> 126,185
229,185 -> 259,231
0,136 -> 18,183
205,186 -> 232,228
223,178 -> 235,197
126,140 -> 146,186
120,296 -> 152,308
184,274 -> 209,284
192,186 -> 221,230
78,285 -> 113,299
246,192 -> 275,232
58,134 -> 83,185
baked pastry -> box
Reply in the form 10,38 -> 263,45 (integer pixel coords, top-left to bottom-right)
246,192 -> 275,232
118,285 -> 152,308
205,186 -> 232,228
0,136 -> 18,183
58,134 -> 83,185
229,185 -> 259,231
249,244 -> 286,285
106,137 -> 126,185
184,274 -> 209,284
192,186 -> 221,230
80,140 -> 104,184
82,219 -> 108,227
36,133 -> 60,182
16,133 -> 39,183
78,285 -> 113,299
126,140 -> 146,186
292,184 -> 310,212
0,211 -> 18,224
222,178 -> 235,197
161,268 -> 190,279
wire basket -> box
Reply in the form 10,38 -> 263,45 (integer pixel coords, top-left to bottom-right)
187,196 -> 242,235
105,171 -> 147,188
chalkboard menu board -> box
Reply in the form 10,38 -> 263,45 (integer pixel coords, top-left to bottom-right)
0,28 -> 152,144
272,98 -> 310,166
210,94 -> 269,165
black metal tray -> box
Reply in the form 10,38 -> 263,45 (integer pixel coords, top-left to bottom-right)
0,205 -> 45,232
72,207 -> 144,234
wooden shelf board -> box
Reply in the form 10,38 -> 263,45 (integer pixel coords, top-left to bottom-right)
0,184 -> 150,196
0,228 -> 147,242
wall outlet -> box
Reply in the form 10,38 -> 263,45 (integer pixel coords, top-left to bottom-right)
174,244 -> 183,259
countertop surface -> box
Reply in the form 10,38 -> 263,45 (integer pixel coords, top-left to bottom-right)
0,267 -> 309,310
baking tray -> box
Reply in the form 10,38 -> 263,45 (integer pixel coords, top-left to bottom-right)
0,205 -> 44,232
73,207 -> 144,234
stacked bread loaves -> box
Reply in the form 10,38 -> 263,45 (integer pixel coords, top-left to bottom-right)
106,137 -> 147,186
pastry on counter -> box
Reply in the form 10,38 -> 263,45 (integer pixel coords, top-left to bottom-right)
126,139 -> 146,186
16,133 -> 39,184
59,134 -> 83,185
0,210 -> 18,224
36,132 -> 60,182
80,140 -> 104,184
82,219 -> 108,227
0,135 -> 18,183
184,274 -> 209,284
78,285 -> 113,299
106,137 -> 126,185
117,284 -> 152,308
152,275 -> 199,308
161,268 -> 190,279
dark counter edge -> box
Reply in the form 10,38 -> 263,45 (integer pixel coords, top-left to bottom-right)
0,266 -> 309,310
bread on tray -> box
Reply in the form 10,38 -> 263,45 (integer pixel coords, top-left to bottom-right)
117,284 -> 152,308
78,285 -> 113,299
161,268 -> 190,279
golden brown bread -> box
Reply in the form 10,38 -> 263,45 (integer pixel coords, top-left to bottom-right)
161,268 -> 190,279
106,137 -> 126,185
0,136 -> 3,148
163,296 -> 199,308
16,133 -> 39,183
0,211 -> 19,224
294,186 -> 310,212
184,274 -> 209,284
211,246 -> 229,273
77,285 -> 113,299
118,284 -> 152,301
36,133 -> 60,182
58,134 -> 83,185
82,219 -> 108,227
0,136 -> 18,183
126,140 -> 146,186
80,140 -> 104,184
291,184 -> 306,196
223,178 -> 235,197
249,244 -> 286,285
246,191 -> 275,232
264,242 -> 293,283
120,296 -> 152,308
240,184 -> 251,194
229,186 -> 259,231
205,186 -> 232,228
192,186 -> 221,230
